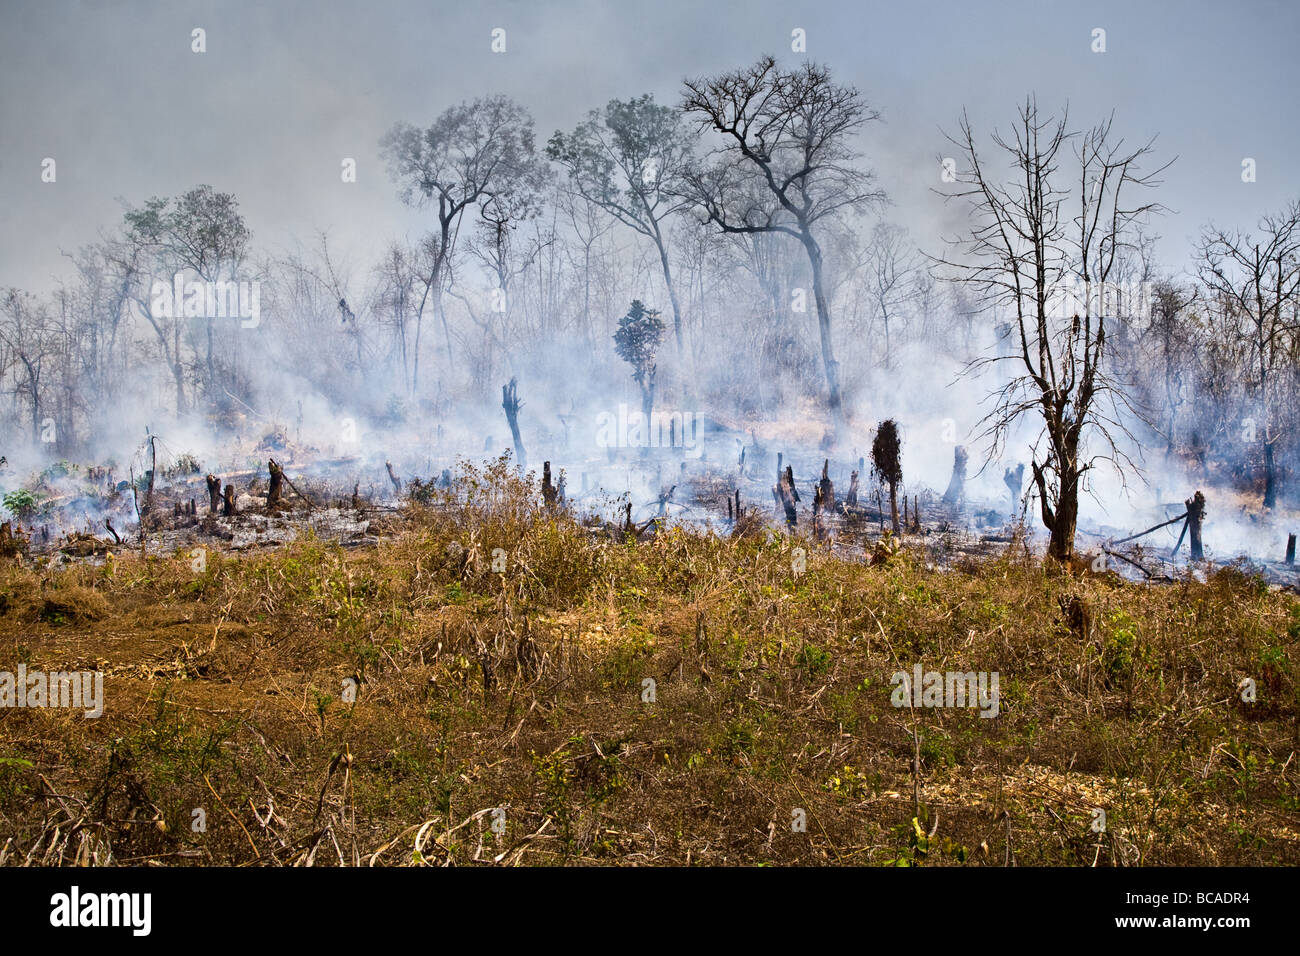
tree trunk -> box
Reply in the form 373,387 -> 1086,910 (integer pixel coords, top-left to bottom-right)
502,378 -> 526,470
1263,440 -> 1278,509
267,459 -> 284,510
656,240 -> 684,356
1185,490 -> 1206,561
943,446 -> 968,507
800,232 -> 844,436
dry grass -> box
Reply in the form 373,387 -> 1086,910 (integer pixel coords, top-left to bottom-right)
0,456 -> 1297,866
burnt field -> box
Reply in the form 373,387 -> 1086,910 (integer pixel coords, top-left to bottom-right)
0,457 -> 1297,866
4,0 -> 1300,884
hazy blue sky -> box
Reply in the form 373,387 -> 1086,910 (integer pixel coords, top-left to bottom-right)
2,0 -> 1297,290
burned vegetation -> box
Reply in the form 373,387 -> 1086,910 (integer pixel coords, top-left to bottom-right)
0,460 -> 1297,867
2,26 -> 1300,875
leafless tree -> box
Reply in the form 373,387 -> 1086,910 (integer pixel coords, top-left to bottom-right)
938,99 -> 1170,561
1196,200 -> 1300,508
681,55 -> 886,435
864,222 -> 917,368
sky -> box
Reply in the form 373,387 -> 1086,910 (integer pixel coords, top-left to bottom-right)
1,0 -> 1298,291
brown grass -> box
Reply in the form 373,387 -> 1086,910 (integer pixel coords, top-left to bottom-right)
0,456 -> 1297,866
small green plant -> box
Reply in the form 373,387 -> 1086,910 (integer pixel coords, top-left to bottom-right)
796,642 -> 832,677
2,489 -> 37,518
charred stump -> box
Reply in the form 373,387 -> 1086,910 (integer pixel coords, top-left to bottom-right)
943,446 -> 968,508
385,460 -> 402,498
774,465 -> 799,528
267,459 -> 284,510
542,461 -> 558,510
1003,464 -> 1025,517
502,378 -> 526,471
818,459 -> 835,513
222,484 -> 237,517
206,474 -> 221,514
1185,490 -> 1206,561
845,469 -> 860,509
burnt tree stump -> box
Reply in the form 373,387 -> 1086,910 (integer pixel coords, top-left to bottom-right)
206,475 -> 221,514
267,459 -> 284,510
818,459 -> 835,513
943,446 -> 968,508
542,461 -> 558,510
774,465 -> 799,528
222,484 -> 237,517
1004,464 -> 1025,517
502,378 -> 526,471
1185,490 -> 1206,561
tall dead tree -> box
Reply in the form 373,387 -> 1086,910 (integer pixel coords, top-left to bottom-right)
938,99 -> 1169,561
682,56 -> 887,438
1197,201 -> 1300,509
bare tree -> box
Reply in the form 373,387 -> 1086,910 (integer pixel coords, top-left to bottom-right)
681,55 -> 886,435
1197,200 -> 1300,508
0,289 -> 55,445
864,222 -> 916,368
938,100 -> 1170,561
